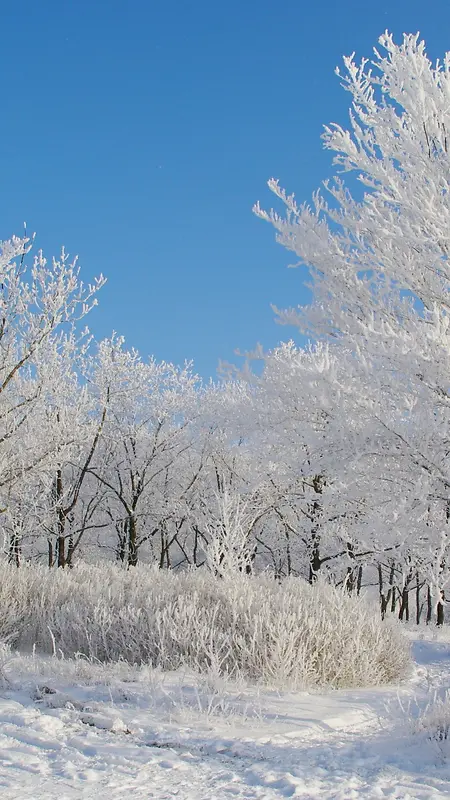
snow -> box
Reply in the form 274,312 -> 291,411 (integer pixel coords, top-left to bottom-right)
1,633 -> 450,799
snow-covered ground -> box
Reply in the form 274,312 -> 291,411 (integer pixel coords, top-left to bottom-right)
1,631 -> 450,799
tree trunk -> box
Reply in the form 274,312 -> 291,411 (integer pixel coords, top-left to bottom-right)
116,522 -> 127,563
159,525 -> 167,569
193,525 -> 200,567
390,564 -> 397,614
309,535 -> 321,583
285,527 -> 292,576
378,564 -> 386,618
437,590 -> 445,627
48,539 -> 54,568
57,536 -> 66,568
346,565 -> 355,593
357,565 -> 363,595
308,475 -> 325,583
379,563 -> 393,618
66,535 -> 75,568
427,585 -> 432,624
8,532 -> 20,567
127,515 -> 138,567
415,572 -> 423,625
55,468 -> 68,568
399,584 -> 410,622
345,542 -> 359,593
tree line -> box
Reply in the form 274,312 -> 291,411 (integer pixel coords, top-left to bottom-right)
1,32 -> 449,624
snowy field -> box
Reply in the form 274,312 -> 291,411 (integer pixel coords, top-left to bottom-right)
1,631 -> 450,799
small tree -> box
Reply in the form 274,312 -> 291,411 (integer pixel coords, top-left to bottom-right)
206,490 -> 257,577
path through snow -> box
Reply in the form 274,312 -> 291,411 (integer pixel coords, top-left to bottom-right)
1,633 -> 450,798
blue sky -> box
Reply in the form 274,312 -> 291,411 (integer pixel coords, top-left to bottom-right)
1,0 -> 448,377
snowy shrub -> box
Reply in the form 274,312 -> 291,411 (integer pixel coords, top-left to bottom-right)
413,692 -> 450,750
0,562 -> 410,689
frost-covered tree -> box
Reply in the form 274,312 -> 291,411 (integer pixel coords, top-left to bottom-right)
86,339 -> 201,567
0,234 -> 104,555
255,32 -> 450,619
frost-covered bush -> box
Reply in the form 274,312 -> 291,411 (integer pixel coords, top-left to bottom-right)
413,692 -> 450,749
0,562 -> 410,688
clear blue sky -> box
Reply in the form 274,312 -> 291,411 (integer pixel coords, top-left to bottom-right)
1,0 -> 448,377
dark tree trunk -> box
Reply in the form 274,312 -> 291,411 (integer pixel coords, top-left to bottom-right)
116,522 -> 127,563
379,563 -> 396,618
8,532 -> 20,567
127,515 -> 138,567
345,543 -> 357,593
379,564 -> 390,619
437,590 -> 445,627
357,565 -> 363,596
427,585 -> 433,624
48,539 -> 54,568
243,544 -> 256,575
193,525 -> 200,567
57,536 -> 66,568
55,468 -> 68,568
285,527 -> 292,577
346,570 -> 355,593
390,564 -> 397,614
399,568 -> 413,622
66,535 -> 75,568
159,524 -> 168,569
308,474 -> 325,583
415,573 -> 423,625
399,579 -> 411,622
309,536 -> 321,583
